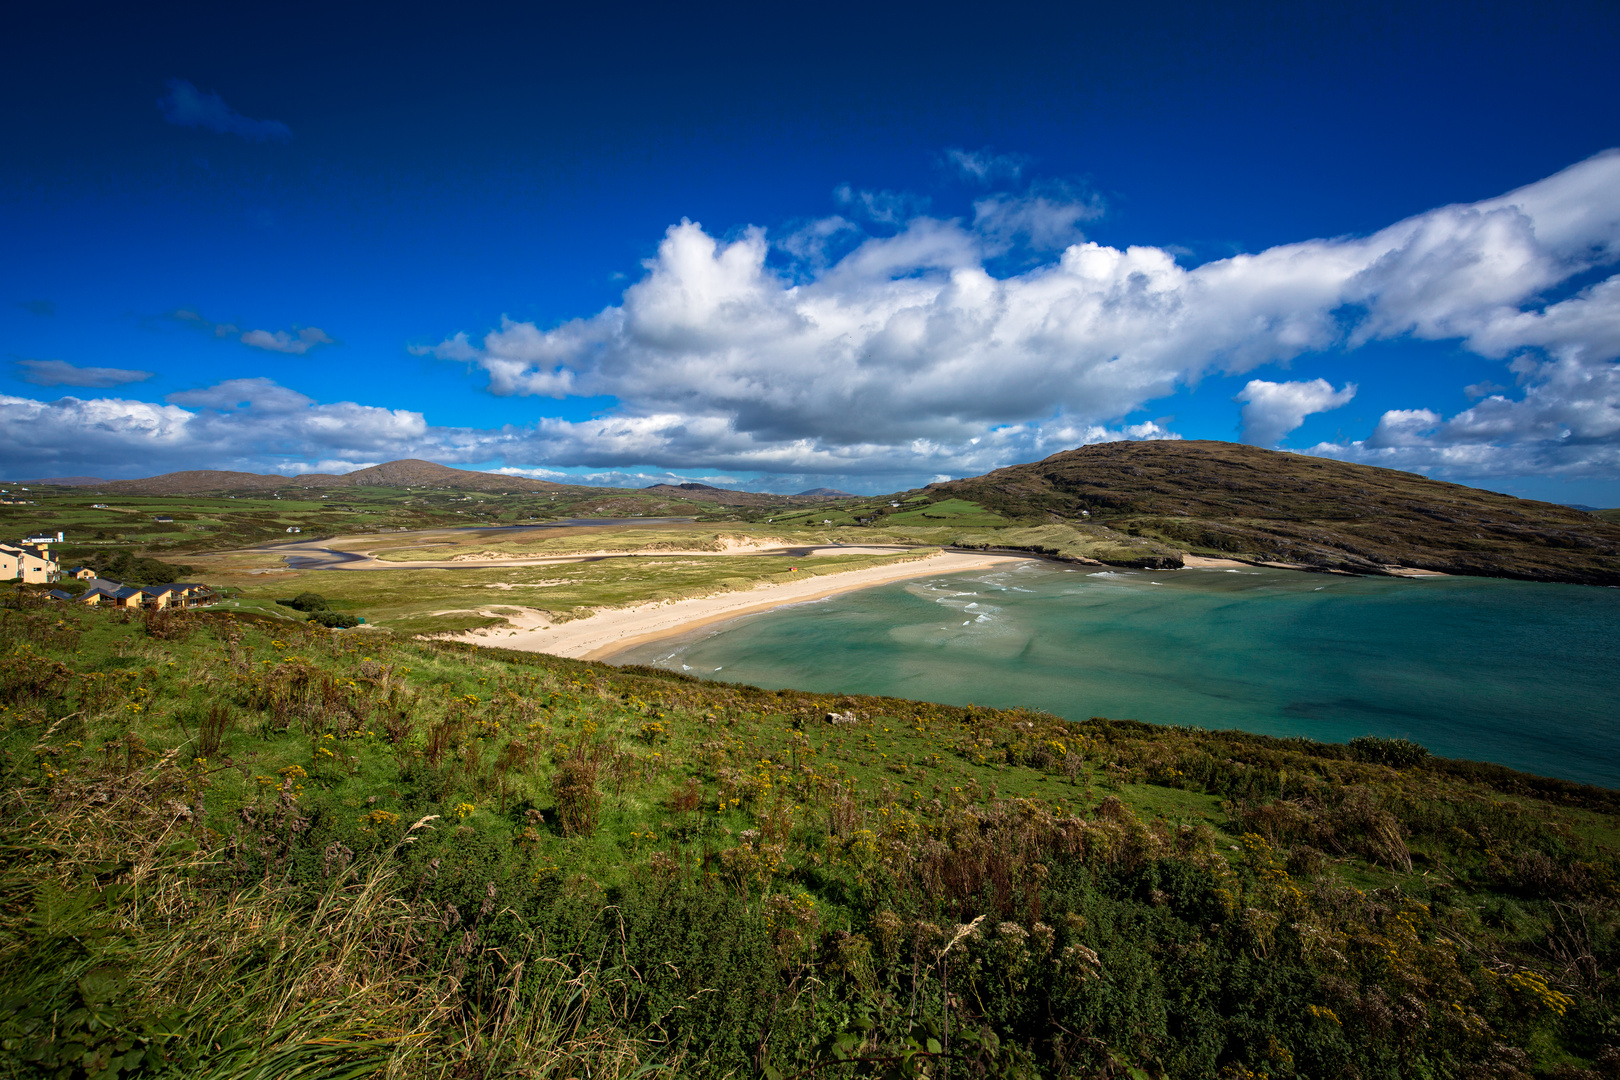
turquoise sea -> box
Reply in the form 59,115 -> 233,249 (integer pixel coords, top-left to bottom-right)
612,561 -> 1620,789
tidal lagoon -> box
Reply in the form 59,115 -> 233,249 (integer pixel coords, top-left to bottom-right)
614,561 -> 1620,788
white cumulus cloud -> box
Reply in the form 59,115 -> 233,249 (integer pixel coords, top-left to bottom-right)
0,380 -> 429,479
1235,378 -> 1357,446
414,149 -> 1620,484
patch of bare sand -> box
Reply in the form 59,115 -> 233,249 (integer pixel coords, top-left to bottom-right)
447,550 -> 1033,660
1182,553 -> 1446,577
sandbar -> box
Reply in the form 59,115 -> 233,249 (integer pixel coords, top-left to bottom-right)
449,549 -> 1034,661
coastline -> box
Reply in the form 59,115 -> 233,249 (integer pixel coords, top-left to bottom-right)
448,549 -> 1035,661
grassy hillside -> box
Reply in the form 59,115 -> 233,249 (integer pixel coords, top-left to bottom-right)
878,442 -> 1620,584
4,596 -> 1617,1078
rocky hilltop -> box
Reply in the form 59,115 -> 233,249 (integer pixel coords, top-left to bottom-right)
923,440 -> 1620,585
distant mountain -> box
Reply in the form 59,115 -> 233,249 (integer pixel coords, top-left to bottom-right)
920,440 -> 1620,585
339,460 -> 567,492
96,459 -> 568,496
796,487 -> 855,498
8,476 -> 108,487
642,482 -> 800,508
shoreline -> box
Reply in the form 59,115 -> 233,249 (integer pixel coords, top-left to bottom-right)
448,549 -> 1035,661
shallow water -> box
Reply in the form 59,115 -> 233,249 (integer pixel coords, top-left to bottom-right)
613,562 -> 1620,788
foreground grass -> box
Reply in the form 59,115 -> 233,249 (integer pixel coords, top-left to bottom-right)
3,596 -> 1618,1078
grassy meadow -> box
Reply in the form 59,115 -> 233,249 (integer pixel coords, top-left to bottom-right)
3,594 -> 1618,1078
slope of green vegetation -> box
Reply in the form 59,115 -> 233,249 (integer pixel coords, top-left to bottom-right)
4,595 -> 1616,1079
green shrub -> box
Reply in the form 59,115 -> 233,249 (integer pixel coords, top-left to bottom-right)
1347,735 -> 1430,767
282,591 -> 330,612
306,610 -> 359,628
80,550 -> 192,586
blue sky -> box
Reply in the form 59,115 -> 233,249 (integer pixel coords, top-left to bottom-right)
3,2 -> 1619,502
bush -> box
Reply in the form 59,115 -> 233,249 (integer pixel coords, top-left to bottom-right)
81,550 -> 193,586
282,592 -> 330,612
307,610 -> 360,628
1347,735 -> 1429,768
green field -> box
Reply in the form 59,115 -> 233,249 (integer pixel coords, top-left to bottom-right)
0,484 -> 754,565
3,597 -> 1616,1078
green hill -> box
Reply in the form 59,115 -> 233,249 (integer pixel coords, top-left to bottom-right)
4,597 -> 1617,1077
906,441 -> 1620,584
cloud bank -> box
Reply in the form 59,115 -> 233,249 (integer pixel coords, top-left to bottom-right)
5,152 -> 1619,492
157,79 -> 292,142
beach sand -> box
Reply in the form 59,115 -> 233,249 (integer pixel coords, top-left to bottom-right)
449,549 -> 1034,661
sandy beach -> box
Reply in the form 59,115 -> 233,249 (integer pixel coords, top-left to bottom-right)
450,549 -> 1034,661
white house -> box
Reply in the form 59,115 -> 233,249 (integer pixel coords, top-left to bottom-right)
0,542 -> 60,584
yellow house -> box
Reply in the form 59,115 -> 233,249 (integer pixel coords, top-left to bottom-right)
81,585 -> 144,608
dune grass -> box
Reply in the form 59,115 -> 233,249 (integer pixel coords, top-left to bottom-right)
368,525 -> 839,562
213,549 -> 930,636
